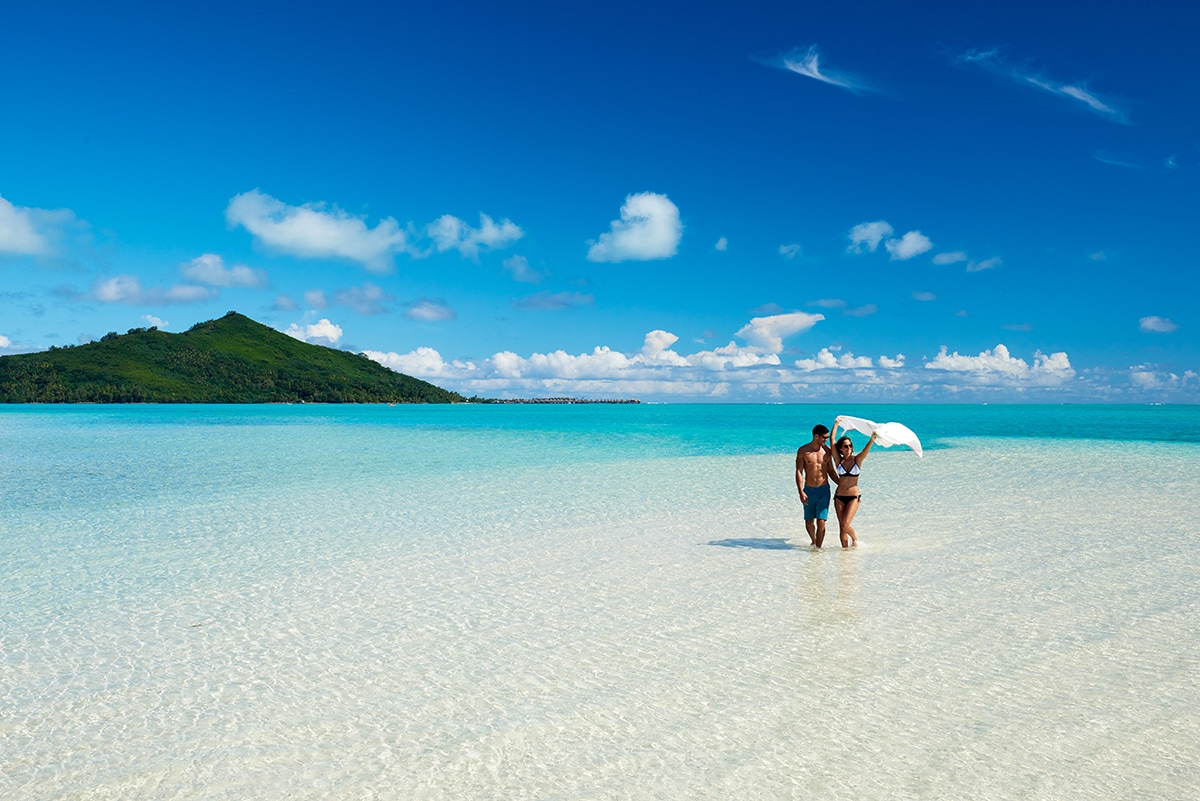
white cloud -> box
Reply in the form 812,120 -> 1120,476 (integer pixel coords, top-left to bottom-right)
363,346 -> 477,378
180,253 -> 268,288
912,291 -> 937,301
1139,315 -> 1178,333
92,274 -> 217,306
885,230 -> 933,260
226,189 -> 412,272
141,315 -> 168,328
809,298 -> 846,309
925,344 -> 1074,384
334,282 -> 391,315
427,214 -> 523,260
364,311 -> 824,388
513,291 -> 594,311
848,221 -> 893,253
779,243 -> 802,259
642,330 -> 689,365
795,348 -> 875,370
503,254 -> 543,284
405,298 -> 456,322
1128,368 -> 1197,391
587,192 -> 682,262
304,289 -> 329,309
365,325 -> 1099,401
0,194 -> 49,255
966,256 -> 1002,272
933,251 -> 968,265
777,46 -> 872,93
735,311 -> 824,353
715,237 -> 728,251
285,318 -> 342,346
0,332 -> 37,354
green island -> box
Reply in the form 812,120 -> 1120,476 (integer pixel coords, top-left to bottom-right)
0,311 -> 467,403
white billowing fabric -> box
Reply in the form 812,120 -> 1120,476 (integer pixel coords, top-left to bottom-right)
837,415 -> 923,459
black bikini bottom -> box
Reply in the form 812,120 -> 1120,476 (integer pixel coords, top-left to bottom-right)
835,495 -> 861,504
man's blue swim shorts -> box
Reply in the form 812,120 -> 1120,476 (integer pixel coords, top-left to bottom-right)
803,483 -> 831,521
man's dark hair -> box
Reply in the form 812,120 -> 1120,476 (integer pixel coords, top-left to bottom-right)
812,424 -> 830,437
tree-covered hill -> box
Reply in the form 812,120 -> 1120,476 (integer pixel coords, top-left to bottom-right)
0,311 -> 466,403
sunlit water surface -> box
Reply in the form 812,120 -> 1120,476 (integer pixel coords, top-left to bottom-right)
2,405 -> 1197,799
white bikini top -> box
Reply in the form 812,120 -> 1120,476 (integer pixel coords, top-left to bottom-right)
835,461 -> 861,477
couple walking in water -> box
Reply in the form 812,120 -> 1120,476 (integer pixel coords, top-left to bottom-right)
795,417 -> 875,549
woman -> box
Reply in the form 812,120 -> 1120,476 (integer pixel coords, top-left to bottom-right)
826,416 -> 876,548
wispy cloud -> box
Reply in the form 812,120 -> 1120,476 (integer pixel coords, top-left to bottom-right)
0,194 -> 50,255
933,251 -> 968,265
91,274 -> 217,306
0,193 -> 77,256
0,332 -> 36,354
512,291 -> 595,311
334,282 -> 392,315
180,254 -> 267,288
957,48 -> 1129,124
427,213 -> 523,261
1092,150 -> 1144,169
847,221 -> 894,254
966,256 -> 1002,273
773,46 -> 874,94
933,250 -> 1001,272
849,221 -> 945,262
844,303 -> 878,317
503,255 -> 544,284
405,298 -> 456,322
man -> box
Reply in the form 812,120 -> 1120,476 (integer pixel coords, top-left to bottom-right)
795,424 -> 832,548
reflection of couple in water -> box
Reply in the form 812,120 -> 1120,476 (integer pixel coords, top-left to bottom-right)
795,416 -> 876,549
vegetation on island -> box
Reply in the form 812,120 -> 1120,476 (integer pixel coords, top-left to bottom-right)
0,311 -> 467,403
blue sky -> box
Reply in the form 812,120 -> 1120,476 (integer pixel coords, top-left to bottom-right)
2,0 -> 1196,401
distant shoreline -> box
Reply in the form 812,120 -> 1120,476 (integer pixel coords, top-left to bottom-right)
484,397 -> 640,405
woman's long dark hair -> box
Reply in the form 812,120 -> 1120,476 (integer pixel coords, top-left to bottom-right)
835,436 -> 854,461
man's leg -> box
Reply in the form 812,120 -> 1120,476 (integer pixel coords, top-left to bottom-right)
804,518 -> 817,546
814,518 -> 826,549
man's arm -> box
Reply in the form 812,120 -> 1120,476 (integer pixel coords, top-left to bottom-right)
795,450 -> 808,502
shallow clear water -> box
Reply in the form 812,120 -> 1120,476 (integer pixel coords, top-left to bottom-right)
2,405 -> 1198,799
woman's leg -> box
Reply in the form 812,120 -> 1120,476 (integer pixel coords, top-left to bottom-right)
841,497 -> 861,547
833,498 -> 850,548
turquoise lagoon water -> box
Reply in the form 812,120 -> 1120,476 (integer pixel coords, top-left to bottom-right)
2,404 -> 1198,799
